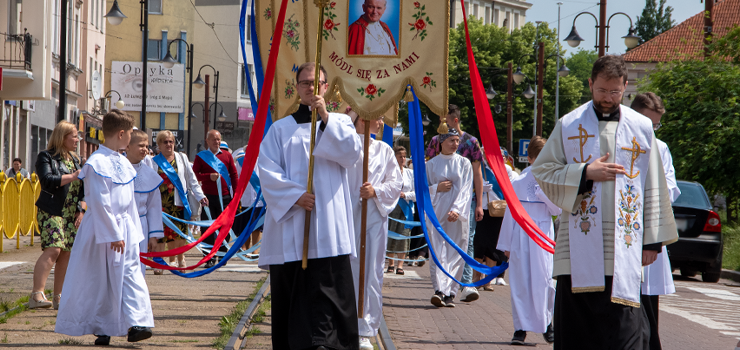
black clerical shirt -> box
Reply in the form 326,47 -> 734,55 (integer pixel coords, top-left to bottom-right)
292,104 -> 327,131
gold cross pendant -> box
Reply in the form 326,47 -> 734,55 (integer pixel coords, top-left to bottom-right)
621,137 -> 646,179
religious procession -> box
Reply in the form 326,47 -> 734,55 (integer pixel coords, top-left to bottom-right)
0,0 -> 738,349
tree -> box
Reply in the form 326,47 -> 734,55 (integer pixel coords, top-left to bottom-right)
637,26 -> 740,221
566,49 -> 598,104
635,0 -> 675,44
397,19 -> 582,158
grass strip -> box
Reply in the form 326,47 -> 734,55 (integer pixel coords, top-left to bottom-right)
212,276 -> 267,349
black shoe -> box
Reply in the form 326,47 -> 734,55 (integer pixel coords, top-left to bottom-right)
204,259 -> 216,268
543,323 -> 554,344
127,326 -> 153,342
443,295 -> 455,308
94,335 -> 110,346
511,330 -> 526,345
430,291 -> 446,307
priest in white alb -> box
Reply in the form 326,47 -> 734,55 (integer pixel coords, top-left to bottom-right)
258,62 -> 362,350
497,136 -> 559,346
425,128 -> 473,308
631,92 -> 681,350
531,55 -> 678,350
346,111 -> 402,350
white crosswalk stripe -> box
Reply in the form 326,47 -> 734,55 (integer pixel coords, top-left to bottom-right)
661,280 -> 740,339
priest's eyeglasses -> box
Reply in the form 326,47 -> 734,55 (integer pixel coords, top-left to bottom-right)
594,88 -> 623,97
298,80 -> 327,88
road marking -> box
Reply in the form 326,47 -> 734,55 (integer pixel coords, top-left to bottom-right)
0,262 -> 24,270
383,270 -> 422,280
660,305 -> 735,331
684,286 -> 740,301
216,264 -> 263,273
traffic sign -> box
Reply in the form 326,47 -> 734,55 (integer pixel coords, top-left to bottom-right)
519,139 -> 530,157
518,157 -> 529,163
91,71 -> 101,100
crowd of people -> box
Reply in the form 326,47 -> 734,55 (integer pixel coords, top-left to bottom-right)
23,54 -> 679,350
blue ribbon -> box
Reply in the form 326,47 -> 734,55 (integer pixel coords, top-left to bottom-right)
407,85 -> 508,287
152,153 -> 192,219
197,150 -> 232,190
382,123 -> 394,147
397,199 -> 415,229
484,166 -> 504,199
156,190 -> 266,277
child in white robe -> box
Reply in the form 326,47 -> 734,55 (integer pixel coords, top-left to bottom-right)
425,128 -> 474,308
347,112 -> 402,350
497,136 -> 560,345
55,111 -> 154,345
126,130 -> 165,277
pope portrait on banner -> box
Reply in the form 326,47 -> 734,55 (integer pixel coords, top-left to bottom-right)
348,0 -> 399,56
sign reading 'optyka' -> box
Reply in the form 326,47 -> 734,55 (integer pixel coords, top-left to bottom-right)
110,61 -> 185,114
255,0 -> 449,123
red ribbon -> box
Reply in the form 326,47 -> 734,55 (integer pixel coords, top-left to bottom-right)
460,3 -> 555,253
139,0 -> 290,270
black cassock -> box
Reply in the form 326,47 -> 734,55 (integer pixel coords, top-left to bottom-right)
554,275 -> 651,350
270,254 -> 359,350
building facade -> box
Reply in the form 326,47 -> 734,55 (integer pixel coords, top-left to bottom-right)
451,0 -> 532,31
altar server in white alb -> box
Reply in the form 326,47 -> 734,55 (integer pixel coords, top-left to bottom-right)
425,128 -> 474,308
497,136 -> 559,345
55,111 -> 154,346
347,111 -> 402,350
126,129 -> 165,277
258,62 -> 362,350
631,92 -> 682,350
531,55 -> 678,350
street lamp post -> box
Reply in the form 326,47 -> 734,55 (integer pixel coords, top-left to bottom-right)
563,0 -> 640,57
193,65 -> 220,140
515,52 -> 569,137
58,0 -> 68,122
161,39 -> 195,154
485,63 -> 533,152
556,2 -> 563,120
190,101 -> 229,137
105,0 -> 151,129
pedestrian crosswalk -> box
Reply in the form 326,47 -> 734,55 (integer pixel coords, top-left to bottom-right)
0,262 -> 24,271
661,280 -> 740,338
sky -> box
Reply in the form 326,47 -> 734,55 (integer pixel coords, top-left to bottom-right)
525,0 -> 707,56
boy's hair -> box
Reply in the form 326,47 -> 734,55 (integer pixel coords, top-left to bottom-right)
528,136 -> 547,159
591,55 -> 627,84
295,62 -> 328,83
12,158 -> 21,164
393,145 -> 406,155
448,104 -> 460,119
102,110 -> 134,137
130,129 -> 149,145
630,92 -> 665,114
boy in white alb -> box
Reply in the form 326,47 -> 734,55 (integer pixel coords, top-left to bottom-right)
347,111 -> 402,350
426,128 -> 474,308
498,136 -> 560,345
55,111 -> 154,345
126,129 -> 165,277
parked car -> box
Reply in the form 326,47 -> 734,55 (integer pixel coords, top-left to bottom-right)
668,180 -> 723,283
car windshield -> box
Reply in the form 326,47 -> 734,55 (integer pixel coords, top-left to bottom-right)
674,182 -> 711,210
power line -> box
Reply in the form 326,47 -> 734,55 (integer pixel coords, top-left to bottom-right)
188,0 -> 239,65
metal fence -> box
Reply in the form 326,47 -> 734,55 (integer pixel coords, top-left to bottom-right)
0,172 -> 40,249
0,32 -> 32,71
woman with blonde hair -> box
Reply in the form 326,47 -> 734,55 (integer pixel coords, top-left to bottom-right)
30,121 -> 85,309
150,130 -> 207,271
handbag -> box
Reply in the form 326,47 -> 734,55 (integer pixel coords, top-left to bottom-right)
483,164 -> 507,217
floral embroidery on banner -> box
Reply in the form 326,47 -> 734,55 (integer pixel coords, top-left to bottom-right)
409,2 -> 433,41
571,188 -> 598,235
326,101 -> 341,112
283,14 -> 301,52
357,83 -> 386,101
322,2 -> 340,40
420,72 -> 436,91
617,181 -> 641,247
263,6 -> 272,20
284,79 -> 296,99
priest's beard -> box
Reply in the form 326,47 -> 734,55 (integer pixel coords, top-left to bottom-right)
592,96 -> 620,115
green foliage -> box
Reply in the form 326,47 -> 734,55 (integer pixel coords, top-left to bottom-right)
722,218 -> 740,271
635,0 -> 675,44
637,51 -> 740,210
565,49 -> 598,104
707,25 -> 740,64
397,18 -> 583,153
212,277 -> 267,350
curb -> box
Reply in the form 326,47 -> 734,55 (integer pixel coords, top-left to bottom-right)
377,316 -> 397,350
720,269 -> 740,283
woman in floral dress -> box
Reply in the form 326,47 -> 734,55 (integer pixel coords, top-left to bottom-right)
30,121 -> 85,309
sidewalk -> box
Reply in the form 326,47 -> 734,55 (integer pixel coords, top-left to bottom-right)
381,264 -> 552,350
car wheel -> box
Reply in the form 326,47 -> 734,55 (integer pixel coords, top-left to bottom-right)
703,248 -> 723,283
680,268 -> 697,278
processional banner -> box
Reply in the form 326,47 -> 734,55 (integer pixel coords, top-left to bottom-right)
255,0 -> 449,124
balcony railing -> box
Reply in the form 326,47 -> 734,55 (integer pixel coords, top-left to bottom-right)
0,32 -> 32,71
